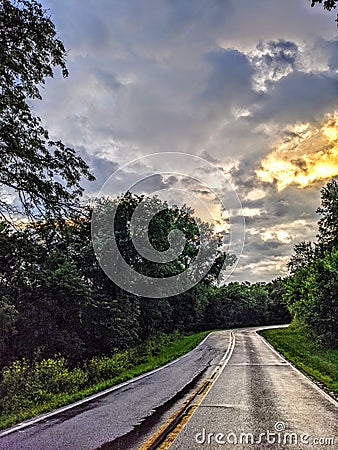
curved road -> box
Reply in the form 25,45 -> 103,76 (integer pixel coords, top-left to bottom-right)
1,328 -> 336,449
168,328 -> 337,449
0,331 -> 230,450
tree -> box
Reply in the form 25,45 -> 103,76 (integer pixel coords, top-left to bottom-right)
0,296 -> 18,361
283,249 -> 338,348
0,0 -> 94,222
265,278 -> 291,324
310,0 -> 338,24
284,178 -> 338,348
316,178 -> 338,253
287,241 -> 316,274
92,193 -> 230,298
0,220 -> 92,364
287,179 -> 338,272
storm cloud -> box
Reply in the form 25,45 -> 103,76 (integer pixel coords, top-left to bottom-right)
36,0 -> 338,281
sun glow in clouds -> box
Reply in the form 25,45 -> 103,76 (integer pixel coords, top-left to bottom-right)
256,113 -> 338,191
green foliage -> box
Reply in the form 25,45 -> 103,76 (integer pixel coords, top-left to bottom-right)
205,280 -> 290,329
287,241 -> 316,274
84,350 -> 134,384
0,297 -> 18,355
317,178 -> 338,253
93,192 -> 228,289
0,357 -> 89,416
284,179 -> 338,349
0,0 -> 94,222
0,219 -> 93,364
0,331 -> 209,429
0,197 -> 290,367
284,248 -> 338,348
260,323 -> 337,395
0,190 -> 292,428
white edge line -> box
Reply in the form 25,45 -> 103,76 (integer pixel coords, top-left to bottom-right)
255,328 -> 338,408
218,331 -> 236,368
0,331 -> 216,438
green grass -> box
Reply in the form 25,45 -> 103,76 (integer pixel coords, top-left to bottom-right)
259,323 -> 337,397
0,330 -> 210,431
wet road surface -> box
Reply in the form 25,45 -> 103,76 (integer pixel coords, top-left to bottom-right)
0,331 -> 230,450
169,329 -> 337,449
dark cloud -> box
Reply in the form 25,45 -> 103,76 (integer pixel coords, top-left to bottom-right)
201,49 -> 255,106
35,0 -> 338,281
78,147 -> 119,194
255,71 -> 338,124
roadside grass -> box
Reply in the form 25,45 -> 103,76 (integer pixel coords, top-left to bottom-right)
259,323 -> 337,397
0,330 -> 210,431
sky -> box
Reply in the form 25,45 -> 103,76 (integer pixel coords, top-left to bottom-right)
36,0 -> 338,283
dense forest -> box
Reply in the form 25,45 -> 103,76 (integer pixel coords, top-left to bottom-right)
1,178 -> 337,373
0,192 -> 291,369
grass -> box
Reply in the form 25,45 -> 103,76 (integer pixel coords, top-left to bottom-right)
0,330 -> 210,431
259,323 -> 337,397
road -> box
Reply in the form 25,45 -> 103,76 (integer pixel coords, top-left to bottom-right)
168,329 -> 337,449
1,328 -> 336,450
0,331 -> 230,450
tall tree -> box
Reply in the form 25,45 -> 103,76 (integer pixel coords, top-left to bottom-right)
287,241 -> 316,274
92,192 -> 230,298
316,178 -> 338,253
284,178 -> 338,348
284,249 -> 338,348
0,0 -> 94,222
0,220 -> 92,364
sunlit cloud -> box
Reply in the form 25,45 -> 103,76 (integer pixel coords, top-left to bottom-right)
249,40 -> 300,92
235,256 -> 290,278
248,219 -> 309,244
261,229 -> 291,244
256,112 -> 338,191
245,188 -> 266,201
241,207 -> 262,217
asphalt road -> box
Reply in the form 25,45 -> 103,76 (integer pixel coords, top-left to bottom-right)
0,331 -> 230,450
169,328 -> 337,449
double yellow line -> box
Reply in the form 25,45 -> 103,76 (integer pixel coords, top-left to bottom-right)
139,331 -> 236,450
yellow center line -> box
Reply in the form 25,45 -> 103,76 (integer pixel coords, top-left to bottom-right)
138,331 -> 236,450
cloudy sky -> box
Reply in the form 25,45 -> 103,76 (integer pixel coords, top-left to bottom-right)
36,0 -> 337,282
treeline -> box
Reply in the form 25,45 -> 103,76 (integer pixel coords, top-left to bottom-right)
1,0 -> 335,380
283,178 -> 338,349
0,192 -> 289,370
1,178 -> 336,374
1,0 -> 336,379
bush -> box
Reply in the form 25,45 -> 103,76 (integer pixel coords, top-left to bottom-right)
0,330 -> 200,425
85,350 -> 133,384
0,357 -> 88,415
